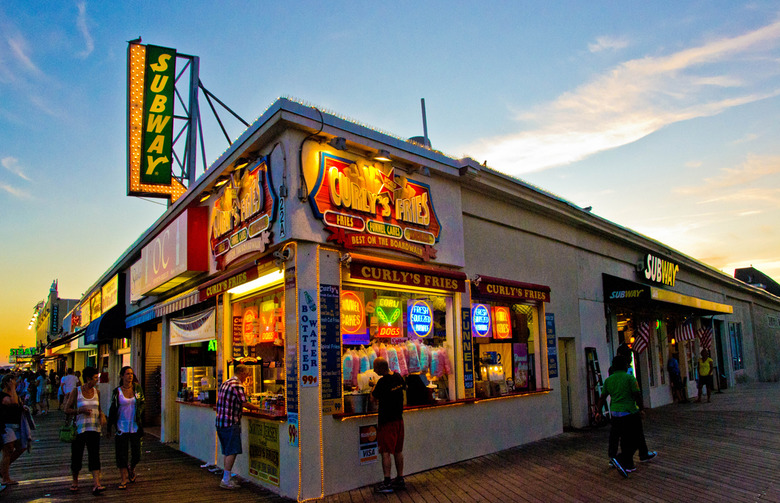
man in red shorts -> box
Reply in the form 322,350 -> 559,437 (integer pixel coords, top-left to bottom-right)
371,357 -> 407,494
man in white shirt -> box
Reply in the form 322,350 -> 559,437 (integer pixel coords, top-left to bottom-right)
59,368 -> 79,412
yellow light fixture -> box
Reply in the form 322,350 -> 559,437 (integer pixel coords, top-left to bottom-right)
630,336 -> 635,343
227,269 -> 284,296
199,192 -> 212,203
671,338 -> 676,345
214,177 -> 229,188
373,149 -> 392,162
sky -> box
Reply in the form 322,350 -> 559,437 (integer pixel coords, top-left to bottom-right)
2,1 -> 779,365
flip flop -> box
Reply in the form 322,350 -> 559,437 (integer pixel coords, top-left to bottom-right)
70,484 -> 79,492
128,472 -> 137,483
92,485 -> 105,495
118,482 -> 127,490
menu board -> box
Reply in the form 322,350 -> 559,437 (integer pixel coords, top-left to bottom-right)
320,284 -> 342,414
461,308 -> 474,398
232,316 -> 244,359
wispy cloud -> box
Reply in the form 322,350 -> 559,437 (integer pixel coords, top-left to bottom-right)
1,156 -> 32,182
677,154 -> 780,193
588,35 -> 629,53
0,182 -> 31,199
75,1 -> 94,59
466,18 -> 780,175
7,35 -> 41,75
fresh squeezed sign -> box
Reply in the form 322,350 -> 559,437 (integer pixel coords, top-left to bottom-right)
299,289 -> 318,387
309,153 -> 442,261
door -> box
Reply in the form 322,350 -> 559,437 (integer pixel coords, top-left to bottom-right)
559,339 -> 574,428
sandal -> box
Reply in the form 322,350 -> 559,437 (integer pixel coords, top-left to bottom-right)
92,485 -> 105,495
118,482 -> 127,490
70,484 -> 79,492
128,471 -> 136,483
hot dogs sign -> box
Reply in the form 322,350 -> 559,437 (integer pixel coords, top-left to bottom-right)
309,153 -> 441,261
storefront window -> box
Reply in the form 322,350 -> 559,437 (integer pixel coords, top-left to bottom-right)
230,287 -> 285,414
473,303 -> 539,397
178,341 -> 217,402
341,285 -> 455,411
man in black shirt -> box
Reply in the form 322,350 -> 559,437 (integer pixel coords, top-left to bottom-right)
371,357 -> 406,493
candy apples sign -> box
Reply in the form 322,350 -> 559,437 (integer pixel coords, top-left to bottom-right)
309,153 -> 441,261
209,157 -> 278,271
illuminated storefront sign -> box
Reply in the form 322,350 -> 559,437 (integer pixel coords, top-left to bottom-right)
341,291 -> 368,345
126,42 -> 186,202
309,153 -> 442,261
90,292 -> 102,322
492,306 -> 512,339
259,308 -> 279,343
471,304 -> 492,337
101,274 -> 119,313
349,262 -> 465,293
208,157 -> 278,272
133,207 -> 208,297
375,296 -> 402,338
472,276 -> 551,303
641,253 -> 679,287
407,300 -> 433,339
243,307 -> 259,345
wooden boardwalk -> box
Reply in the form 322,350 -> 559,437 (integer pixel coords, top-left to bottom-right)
5,382 -> 779,502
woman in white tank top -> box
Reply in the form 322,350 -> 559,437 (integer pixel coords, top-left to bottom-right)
63,367 -> 106,495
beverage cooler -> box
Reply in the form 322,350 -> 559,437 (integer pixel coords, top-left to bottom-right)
180,366 -> 216,403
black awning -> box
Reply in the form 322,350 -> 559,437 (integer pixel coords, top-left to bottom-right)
85,307 -> 128,345
603,273 -> 732,317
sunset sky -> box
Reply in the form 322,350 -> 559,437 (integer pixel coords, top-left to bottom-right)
2,2 -> 779,365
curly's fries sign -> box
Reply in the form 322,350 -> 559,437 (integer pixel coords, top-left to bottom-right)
309,153 -> 441,260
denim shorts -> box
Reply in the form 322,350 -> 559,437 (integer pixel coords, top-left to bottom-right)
217,423 -> 242,456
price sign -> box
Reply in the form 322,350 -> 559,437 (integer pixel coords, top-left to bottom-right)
299,289 -> 319,387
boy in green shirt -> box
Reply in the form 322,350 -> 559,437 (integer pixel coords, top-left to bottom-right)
596,355 -> 644,478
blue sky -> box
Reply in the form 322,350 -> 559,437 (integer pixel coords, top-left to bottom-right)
2,1 -> 779,363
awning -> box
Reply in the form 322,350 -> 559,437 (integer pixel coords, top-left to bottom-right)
603,274 -> 732,316
48,329 -> 85,349
85,307 -> 128,345
126,289 -> 211,329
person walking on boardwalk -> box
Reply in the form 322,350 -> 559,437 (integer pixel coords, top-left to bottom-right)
596,355 -> 646,478
64,366 -> 107,495
59,368 -> 79,412
215,364 -> 261,490
108,366 -> 145,490
696,349 -> 714,403
371,356 -> 407,494
0,374 -> 26,486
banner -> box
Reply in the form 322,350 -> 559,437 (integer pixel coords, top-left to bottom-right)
170,308 -> 216,346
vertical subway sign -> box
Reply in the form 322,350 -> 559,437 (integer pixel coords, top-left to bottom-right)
141,45 -> 175,185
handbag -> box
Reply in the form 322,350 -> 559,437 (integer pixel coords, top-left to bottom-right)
59,423 -> 77,443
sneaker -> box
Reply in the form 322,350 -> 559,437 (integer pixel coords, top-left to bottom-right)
391,477 -> 406,490
640,451 -> 658,462
611,457 -> 628,479
374,481 -> 394,494
220,479 -> 240,490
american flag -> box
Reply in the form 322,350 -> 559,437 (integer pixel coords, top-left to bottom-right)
675,321 -> 696,342
699,324 -> 713,350
633,320 -> 650,353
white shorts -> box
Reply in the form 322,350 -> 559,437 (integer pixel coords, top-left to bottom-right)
2,424 -> 20,445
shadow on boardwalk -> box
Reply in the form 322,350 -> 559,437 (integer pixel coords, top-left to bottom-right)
5,383 -> 780,502
3,408 -> 293,503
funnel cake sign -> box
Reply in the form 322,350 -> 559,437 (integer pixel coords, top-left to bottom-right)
209,157 -> 278,271
309,153 -> 441,261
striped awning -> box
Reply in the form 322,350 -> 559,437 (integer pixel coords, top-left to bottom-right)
126,289 -> 204,329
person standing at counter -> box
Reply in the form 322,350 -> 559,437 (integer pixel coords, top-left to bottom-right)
108,366 -> 145,490
371,357 -> 407,494
215,364 -> 260,490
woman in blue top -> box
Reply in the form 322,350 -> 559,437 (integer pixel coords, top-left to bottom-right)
108,366 -> 145,489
